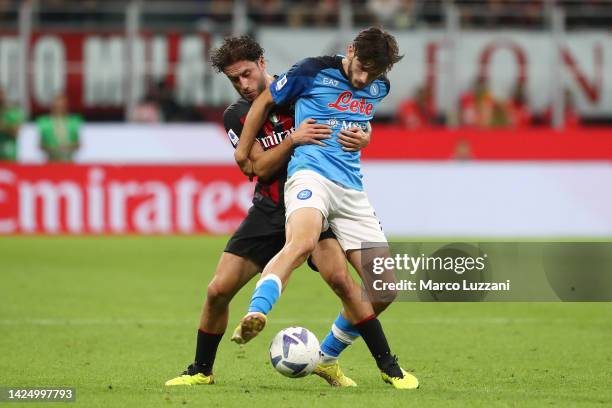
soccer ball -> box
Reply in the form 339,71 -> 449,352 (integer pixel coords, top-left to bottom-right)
269,327 -> 321,378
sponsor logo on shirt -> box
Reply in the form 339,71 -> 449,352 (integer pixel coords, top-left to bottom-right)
327,91 -> 374,115
259,127 -> 295,149
326,118 -> 368,131
323,77 -> 339,87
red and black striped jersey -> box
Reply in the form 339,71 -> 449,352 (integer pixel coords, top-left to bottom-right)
223,98 -> 295,218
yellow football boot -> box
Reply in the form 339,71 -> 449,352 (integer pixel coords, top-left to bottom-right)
381,368 -> 419,390
313,361 -> 357,387
165,364 -> 214,386
230,312 -> 267,345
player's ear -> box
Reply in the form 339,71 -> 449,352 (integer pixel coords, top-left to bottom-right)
346,44 -> 355,59
258,56 -> 266,71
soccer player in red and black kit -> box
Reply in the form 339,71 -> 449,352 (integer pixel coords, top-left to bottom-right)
165,36 -> 378,387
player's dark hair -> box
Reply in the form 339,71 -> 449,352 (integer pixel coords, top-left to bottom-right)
210,35 -> 264,73
352,27 -> 403,74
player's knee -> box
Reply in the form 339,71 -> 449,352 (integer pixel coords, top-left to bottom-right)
326,272 -> 356,300
377,288 -> 399,304
206,280 -> 232,307
365,286 -> 398,306
287,238 -> 317,262
372,300 -> 392,315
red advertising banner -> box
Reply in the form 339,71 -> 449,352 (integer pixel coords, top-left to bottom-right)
0,164 -> 253,235
364,126 -> 612,160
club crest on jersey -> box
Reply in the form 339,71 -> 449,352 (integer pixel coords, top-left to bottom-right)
297,189 -> 312,200
327,118 -> 339,127
327,91 -> 374,115
370,83 -> 379,96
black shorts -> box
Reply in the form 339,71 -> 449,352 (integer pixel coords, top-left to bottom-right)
224,205 -> 337,270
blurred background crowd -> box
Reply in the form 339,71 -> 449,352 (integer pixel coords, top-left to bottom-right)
1,0 -> 611,28
1,0 -> 611,163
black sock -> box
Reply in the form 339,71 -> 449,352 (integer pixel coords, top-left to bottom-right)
354,317 -> 403,378
193,329 -> 223,375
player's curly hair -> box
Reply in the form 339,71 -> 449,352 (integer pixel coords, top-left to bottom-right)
210,36 -> 264,73
352,27 -> 403,74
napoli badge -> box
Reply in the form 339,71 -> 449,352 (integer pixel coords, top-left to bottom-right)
370,83 -> 379,96
297,189 -> 312,200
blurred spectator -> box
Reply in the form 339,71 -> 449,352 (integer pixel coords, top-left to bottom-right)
506,82 -> 532,128
396,86 -> 436,128
156,80 -> 184,122
453,137 -> 473,161
249,0 -> 285,24
367,0 -> 416,29
367,0 -> 401,26
132,84 -> 163,123
489,99 -> 511,127
313,0 -> 338,26
0,88 -> 24,162
287,1 -> 310,27
543,89 -> 581,128
37,94 -> 82,162
460,77 -> 495,128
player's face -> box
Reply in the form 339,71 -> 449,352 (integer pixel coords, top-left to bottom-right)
346,46 -> 385,89
223,57 -> 267,102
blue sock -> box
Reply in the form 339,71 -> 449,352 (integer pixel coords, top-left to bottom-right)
248,275 -> 282,314
320,313 -> 361,362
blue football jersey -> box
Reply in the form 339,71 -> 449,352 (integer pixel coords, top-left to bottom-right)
270,55 -> 390,191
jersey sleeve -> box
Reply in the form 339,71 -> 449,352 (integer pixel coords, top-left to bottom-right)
270,57 -> 323,106
222,101 -> 248,149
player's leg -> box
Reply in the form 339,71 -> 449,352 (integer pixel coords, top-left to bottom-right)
197,252 -> 261,354
309,236 -> 367,387
327,188 -> 418,390
166,207 -> 285,386
231,170 -> 331,344
312,237 -> 374,323
231,207 -> 323,344
347,246 -> 398,314
165,253 -> 261,386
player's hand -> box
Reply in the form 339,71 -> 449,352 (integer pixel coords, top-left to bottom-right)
235,150 -> 256,180
338,126 -> 370,152
234,148 -> 250,170
290,118 -> 332,147
238,158 -> 255,181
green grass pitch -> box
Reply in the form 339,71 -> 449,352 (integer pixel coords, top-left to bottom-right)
1,236 -> 611,407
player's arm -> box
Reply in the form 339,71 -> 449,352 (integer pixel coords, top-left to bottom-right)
248,118 -> 332,180
239,58 -> 321,173
337,122 -> 372,152
224,101 -> 255,179
234,88 -> 275,176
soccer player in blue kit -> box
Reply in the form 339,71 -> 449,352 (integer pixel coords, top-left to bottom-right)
232,27 -> 419,389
